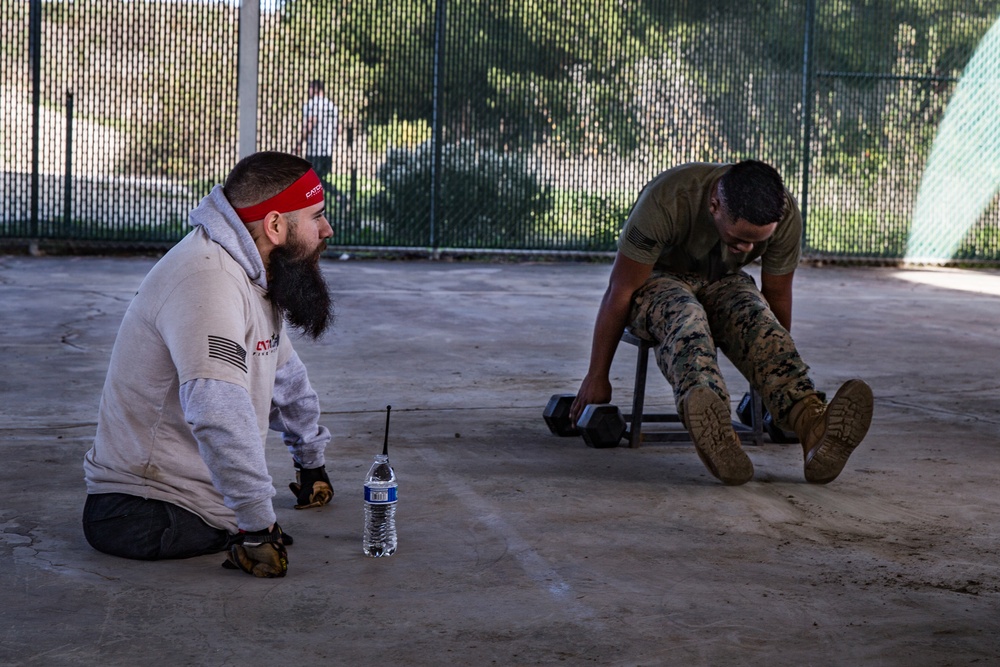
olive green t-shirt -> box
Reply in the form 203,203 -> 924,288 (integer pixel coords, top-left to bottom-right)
618,162 -> 802,278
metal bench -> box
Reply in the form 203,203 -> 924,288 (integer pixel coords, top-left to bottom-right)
620,329 -> 765,448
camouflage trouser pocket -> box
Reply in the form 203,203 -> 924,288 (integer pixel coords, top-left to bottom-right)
628,271 -> 816,425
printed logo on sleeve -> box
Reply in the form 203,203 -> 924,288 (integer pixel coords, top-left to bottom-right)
207,335 -> 247,373
253,332 -> 281,357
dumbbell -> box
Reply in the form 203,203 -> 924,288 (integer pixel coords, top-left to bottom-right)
543,394 -> 579,436
543,394 -> 627,448
736,392 -> 799,444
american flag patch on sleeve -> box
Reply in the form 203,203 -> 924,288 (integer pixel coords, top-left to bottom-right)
208,335 -> 247,373
625,226 -> 657,252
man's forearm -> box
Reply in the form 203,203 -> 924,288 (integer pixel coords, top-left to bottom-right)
761,271 -> 794,331
572,253 -> 653,420
587,291 -> 631,380
570,287 -> 634,421
271,350 -> 329,469
763,291 -> 792,331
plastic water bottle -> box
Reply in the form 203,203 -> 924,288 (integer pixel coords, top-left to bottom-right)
364,406 -> 397,557
363,454 -> 397,557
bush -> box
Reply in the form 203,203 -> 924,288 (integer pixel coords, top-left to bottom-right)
535,189 -> 633,251
372,140 -> 553,248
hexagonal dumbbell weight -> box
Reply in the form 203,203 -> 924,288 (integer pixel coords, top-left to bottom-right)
543,394 -> 580,437
576,403 -> 627,448
544,394 -> 627,448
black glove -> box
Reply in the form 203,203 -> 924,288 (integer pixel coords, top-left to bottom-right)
222,524 -> 289,578
289,463 -> 334,509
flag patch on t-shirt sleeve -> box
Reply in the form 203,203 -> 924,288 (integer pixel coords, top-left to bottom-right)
626,226 -> 657,252
208,335 -> 247,373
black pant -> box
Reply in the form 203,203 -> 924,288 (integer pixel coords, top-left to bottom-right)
83,493 -> 233,560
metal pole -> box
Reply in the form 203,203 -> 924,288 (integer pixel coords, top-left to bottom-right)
348,124 -> 357,226
800,0 -> 816,247
237,0 -> 260,160
429,0 -> 446,253
64,92 -> 73,228
29,0 -> 41,237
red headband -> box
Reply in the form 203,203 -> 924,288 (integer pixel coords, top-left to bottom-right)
233,169 -> 324,223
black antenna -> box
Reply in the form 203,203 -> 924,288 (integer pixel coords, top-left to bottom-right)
382,405 -> 392,456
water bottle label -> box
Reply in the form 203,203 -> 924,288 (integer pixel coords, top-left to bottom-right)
365,486 -> 397,503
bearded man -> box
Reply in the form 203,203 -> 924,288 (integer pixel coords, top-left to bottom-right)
83,151 -> 336,578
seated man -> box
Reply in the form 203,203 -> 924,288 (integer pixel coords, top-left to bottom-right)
83,151 -> 337,577
570,160 -> 873,485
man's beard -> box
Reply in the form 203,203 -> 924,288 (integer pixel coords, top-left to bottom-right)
267,237 -> 334,339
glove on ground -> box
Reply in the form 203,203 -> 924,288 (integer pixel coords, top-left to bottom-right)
289,464 -> 333,509
222,524 -> 289,578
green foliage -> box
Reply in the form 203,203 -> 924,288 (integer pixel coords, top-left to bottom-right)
373,140 -> 553,247
806,201 -> 1000,261
805,206 -> 910,257
536,188 -> 633,251
284,0 -> 667,157
484,0 -> 650,155
99,1 -> 237,179
809,7 -> 973,190
367,116 -> 433,155
278,0 -> 432,122
814,1 -> 991,77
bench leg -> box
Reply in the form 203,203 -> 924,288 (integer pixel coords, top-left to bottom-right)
627,340 -> 651,448
749,388 -> 764,447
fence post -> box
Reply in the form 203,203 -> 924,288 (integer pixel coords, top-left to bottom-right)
800,0 -> 816,247
348,124 -> 357,227
429,0 -> 446,254
237,0 -> 260,160
29,0 -> 41,238
64,92 -> 73,228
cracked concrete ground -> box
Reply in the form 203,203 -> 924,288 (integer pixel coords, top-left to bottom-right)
1,254 -> 998,666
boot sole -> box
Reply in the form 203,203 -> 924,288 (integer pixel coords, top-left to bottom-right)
804,379 -> 874,484
684,386 -> 754,485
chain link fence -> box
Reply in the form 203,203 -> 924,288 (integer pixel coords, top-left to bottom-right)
3,0 -> 999,262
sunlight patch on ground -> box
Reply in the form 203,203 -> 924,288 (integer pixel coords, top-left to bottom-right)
891,267 -> 1000,296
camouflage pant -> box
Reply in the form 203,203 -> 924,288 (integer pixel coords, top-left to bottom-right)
627,270 -> 817,428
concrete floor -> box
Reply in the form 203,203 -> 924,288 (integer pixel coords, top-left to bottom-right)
1,254 -> 999,666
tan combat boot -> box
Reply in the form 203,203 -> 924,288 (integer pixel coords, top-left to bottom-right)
789,380 -> 874,484
682,386 -> 754,485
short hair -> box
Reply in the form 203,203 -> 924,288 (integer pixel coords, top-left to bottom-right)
717,160 -> 787,227
223,151 -> 313,210
309,80 -> 325,92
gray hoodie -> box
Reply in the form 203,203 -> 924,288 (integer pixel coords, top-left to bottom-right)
84,186 -> 330,533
